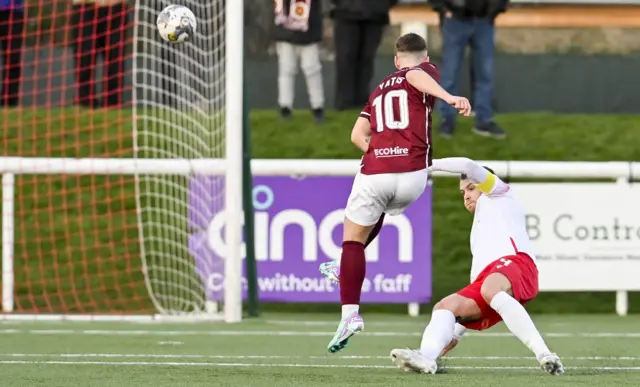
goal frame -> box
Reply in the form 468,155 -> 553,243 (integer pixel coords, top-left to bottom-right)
222,0 -> 245,324
131,0 -> 244,323
0,158 -> 239,322
0,0 -> 245,323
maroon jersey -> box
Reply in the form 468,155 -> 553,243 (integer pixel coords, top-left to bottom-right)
359,62 -> 439,175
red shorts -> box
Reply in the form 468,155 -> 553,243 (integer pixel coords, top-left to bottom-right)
457,252 -> 539,331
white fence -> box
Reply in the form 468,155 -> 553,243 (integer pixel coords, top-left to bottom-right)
1,158 -> 638,317
0,157 -> 637,177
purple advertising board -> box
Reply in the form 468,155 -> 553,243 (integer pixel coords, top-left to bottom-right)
187,176 -> 432,303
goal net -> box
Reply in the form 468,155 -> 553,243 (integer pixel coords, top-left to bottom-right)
0,0 -> 244,322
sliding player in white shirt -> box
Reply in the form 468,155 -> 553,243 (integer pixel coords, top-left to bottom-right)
389,157 -> 565,376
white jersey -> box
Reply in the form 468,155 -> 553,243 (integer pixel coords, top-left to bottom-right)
469,177 -> 537,282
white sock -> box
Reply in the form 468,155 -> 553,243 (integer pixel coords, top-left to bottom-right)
453,323 -> 467,341
419,309 -> 456,360
490,291 -> 551,360
342,304 -> 359,319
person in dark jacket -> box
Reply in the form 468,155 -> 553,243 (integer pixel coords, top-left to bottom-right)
0,0 -> 24,107
331,0 -> 397,111
430,0 -> 508,139
72,0 -> 130,108
274,0 -> 325,123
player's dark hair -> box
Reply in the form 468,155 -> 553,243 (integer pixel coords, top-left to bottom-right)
395,33 -> 427,54
460,166 -> 495,181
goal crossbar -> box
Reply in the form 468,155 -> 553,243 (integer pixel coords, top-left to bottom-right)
0,157 -> 228,175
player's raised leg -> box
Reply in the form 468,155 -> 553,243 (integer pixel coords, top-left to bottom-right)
326,166 -> 399,354
326,214 -> 377,353
481,271 -> 564,375
319,213 -> 385,284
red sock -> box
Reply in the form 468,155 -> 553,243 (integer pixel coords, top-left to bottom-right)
339,241 -> 366,305
364,214 -> 385,248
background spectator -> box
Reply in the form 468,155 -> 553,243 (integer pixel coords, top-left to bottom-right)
0,0 -> 24,107
438,10 -> 476,116
330,0 -> 397,110
431,0 -> 508,138
274,0 -> 325,124
71,0 -> 129,108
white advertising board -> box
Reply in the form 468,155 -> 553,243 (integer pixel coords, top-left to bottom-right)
510,182 -> 640,291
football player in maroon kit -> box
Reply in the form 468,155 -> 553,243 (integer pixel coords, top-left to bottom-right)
319,32 -> 471,353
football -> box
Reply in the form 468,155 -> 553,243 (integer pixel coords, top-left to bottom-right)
156,5 -> 197,44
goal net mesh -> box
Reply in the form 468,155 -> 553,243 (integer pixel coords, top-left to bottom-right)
1,0 -> 228,317
135,0 -> 226,316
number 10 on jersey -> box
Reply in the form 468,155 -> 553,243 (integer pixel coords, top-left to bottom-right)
372,90 -> 410,132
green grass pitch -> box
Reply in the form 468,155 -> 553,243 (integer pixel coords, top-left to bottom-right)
2,313 -> 640,386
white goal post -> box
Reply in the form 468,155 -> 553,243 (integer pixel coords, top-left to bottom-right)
1,158 -> 638,321
131,0 -> 244,322
224,0 -> 245,325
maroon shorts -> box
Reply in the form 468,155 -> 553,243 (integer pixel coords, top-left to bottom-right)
457,252 -> 539,331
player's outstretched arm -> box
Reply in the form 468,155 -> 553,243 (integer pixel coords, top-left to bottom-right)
405,70 -> 471,116
405,69 -> 452,101
431,157 -> 498,194
350,117 -> 372,153
431,157 -> 489,183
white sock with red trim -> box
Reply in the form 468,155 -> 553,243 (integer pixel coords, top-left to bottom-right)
489,291 -> 551,361
419,309 -> 456,360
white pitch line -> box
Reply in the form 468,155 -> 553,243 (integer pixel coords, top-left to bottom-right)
1,353 -> 639,361
0,360 -> 392,368
265,319 -> 419,327
1,360 -> 640,371
0,328 -> 639,338
267,319 -> 640,329
447,356 -> 640,361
